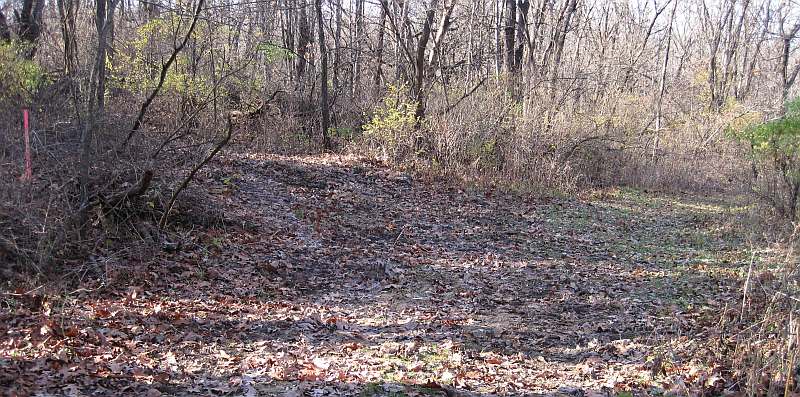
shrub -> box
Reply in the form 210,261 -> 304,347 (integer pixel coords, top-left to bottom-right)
361,84 -> 418,161
0,42 -> 48,104
732,98 -> 800,221
110,16 -> 212,99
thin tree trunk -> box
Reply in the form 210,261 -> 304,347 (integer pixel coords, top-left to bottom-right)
78,0 -> 121,236
353,0 -> 364,97
315,0 -> 332,151
57,0 -> 79,77
413,0 -> 437,121
780,17 -> 800,114
466,0 -> 477,84
0,10 -> 11,42
503,0 -> 516,71
333,0 -> 342,91
654,0 -> 678,160
494,0 -> 502,76
123,0 -> 206,147
297,0 -> 312,88
741,3 -> 770,100
374,0 -> 387,89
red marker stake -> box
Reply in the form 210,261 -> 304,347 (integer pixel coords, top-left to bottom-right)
20,109 -> 32,182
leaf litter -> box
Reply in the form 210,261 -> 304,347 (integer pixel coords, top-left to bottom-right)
2,154 -> 751,396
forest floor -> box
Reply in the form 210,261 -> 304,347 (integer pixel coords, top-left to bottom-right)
2,153 -> 753,396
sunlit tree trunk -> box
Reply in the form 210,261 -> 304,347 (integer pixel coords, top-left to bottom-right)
779,17 -> 800,114
374,0 -> 387,89
315,0 -> 332,150
353,0 -> 364,97
79,0 -> 121,235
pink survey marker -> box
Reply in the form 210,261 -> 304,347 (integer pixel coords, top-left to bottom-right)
20,109 -> 32,182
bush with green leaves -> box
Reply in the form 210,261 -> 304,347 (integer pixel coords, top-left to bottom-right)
362,85 -> 419,161
110,16 -> 212,99
0,42 -> 47,104
732,98 -> 800,220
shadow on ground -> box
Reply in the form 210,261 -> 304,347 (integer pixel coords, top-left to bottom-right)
1,154 -> 749,396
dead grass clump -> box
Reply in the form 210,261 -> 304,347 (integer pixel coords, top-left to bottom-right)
706,235 -> 800,395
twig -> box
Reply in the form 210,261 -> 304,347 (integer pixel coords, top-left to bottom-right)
158,114 -> 233,230
439,77 -> 488,116
392,225 -> 408,247
100,170 -> 154,209
742,251 -> 756,318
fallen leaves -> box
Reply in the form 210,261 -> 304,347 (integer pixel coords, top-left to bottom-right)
0,154 -> 760,396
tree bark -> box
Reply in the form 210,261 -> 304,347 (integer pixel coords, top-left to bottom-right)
56,0 -> 80,77
653,0 -> 678,160
333,0 -> 342,92
413,0 -> 438,121
503,0 -> 516,71
78,0 -> 121,236
514,0 -> 529,69
297,0 -> 313,88
353,0 -> 365,97
374,0 -> 388,89
15,0 -> 46,58
780,18 -> 800,114
0,10 -> 11,42
315,0 -> 332,151
740,4 -> 770,100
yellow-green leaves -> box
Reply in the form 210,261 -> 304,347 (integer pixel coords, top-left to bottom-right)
362,84 -> 419,159
0,42 -> 47,103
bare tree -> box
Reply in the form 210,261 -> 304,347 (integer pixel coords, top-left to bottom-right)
0,8 -> 11,42
78,0 -> 122,235
15,0 -> 46,58
779,8 -> 800,112
315,0 -> 332,150
375,0 -> 388,89
503,0 -> 516,71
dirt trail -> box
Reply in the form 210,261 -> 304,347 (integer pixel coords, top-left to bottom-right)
2,154 -> 747,396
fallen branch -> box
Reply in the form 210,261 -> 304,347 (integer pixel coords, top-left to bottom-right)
41,170 -> 155,269
559,134 -> 627,163
98,170 -> 154,209
229,89 -> 285,120
158,113 -> 233,230
439,77 -> 488,116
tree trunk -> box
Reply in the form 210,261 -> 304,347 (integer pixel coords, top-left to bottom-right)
374,0 -> 387,89
297,0 -> 312,88
56,0 -> 80,77
740,4 -> 770,100
0,10 -> 10,42
79,0 -> 120,236
514,0 -> 529,69
780,19 -> 800,113
315,0 -> 332,151
494,0 -> 502,76
503,0 -> 516,71
654,0 -> 678,160
413,0 -> 438,122
16,0 -> 46,58
333,0 -> 342,92
353,0 -> 364,97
